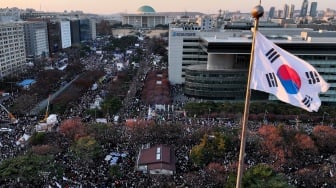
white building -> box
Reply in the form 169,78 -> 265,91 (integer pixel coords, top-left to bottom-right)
60,20 -> 71,49
121,5 -> 170,28
23,21 -> 49,59
0,22 -> 26,78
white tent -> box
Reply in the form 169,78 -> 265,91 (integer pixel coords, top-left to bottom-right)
46,114 -> 58,124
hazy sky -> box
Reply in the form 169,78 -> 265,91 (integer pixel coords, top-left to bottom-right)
1,0 -> 333,14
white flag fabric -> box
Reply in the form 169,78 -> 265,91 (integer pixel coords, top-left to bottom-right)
250,31 -> 329,112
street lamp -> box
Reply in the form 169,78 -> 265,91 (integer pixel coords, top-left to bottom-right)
322,112 -> 329,125
208,108 -> 211,124
263,110 -> 268,125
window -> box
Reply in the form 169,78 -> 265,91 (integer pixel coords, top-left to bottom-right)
156,147 -> 161,160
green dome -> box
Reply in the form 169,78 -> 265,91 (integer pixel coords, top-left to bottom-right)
137,5 -> 156,13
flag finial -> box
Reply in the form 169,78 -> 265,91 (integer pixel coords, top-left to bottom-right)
251,4 -> 264,19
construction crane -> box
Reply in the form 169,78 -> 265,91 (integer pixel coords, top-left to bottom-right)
0,103 -> 18,124
40,95 -> 51,123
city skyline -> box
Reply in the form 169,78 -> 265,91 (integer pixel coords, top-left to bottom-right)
1,0 -> 333,15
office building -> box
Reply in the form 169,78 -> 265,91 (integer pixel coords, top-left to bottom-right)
60,20 -> 71,49
268,7 -> 275,19
283,4 -> 289,19
300,0 -> 309,17
289,4 -> 295,19
168,26 -> 336,103
70,19 -> 80,46
47,20 -> 72,54
0,22 -> 26,79
80,19 -> 96,42
23,21 -> 49,59
310,2 -> 318,17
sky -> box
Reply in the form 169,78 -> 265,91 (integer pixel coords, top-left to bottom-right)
1,0 -> 333,15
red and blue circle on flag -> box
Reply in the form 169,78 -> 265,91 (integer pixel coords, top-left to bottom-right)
277,65 -> 301,94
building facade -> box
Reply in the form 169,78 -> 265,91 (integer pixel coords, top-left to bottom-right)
0,22 -> 26,79
23,21 -> 49,59
121,5 -> 169,28
300,0 -> 309,17
310,2 -> 318,17
168,26 -> 336,103
70,19 -> 80,46
47,20 -> 73,54
60,20 -> 71,49
79,19 -> 96,42
47,21 -> 61,53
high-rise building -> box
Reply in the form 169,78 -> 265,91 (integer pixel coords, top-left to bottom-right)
283,4 -> 290,19
300,0 -> 309,17
310,1 -> 318,17
289,4 -> 295,19
0,22 -> 26,78
268,7 -> 275,19
23,21 -> 49,59
47,21 -> 61,53
47,20 -> 72,54
60,20 -> 71,49
70,19 -> 80,46
79,19 -> 96,42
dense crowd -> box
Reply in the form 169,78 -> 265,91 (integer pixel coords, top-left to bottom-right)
1,36 -> 335,187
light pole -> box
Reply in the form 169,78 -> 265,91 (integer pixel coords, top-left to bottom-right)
208,108 -> 211,124
322,112 -> 329,125
263,110 -> 268,124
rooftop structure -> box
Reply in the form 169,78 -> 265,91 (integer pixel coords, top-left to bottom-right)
137,5 -> 156,14
136,144 -> 176,175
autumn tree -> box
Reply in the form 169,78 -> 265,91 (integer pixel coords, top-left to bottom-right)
190,132 -> 226,167
312,125 -> 336,154
292,133 -> 318,156
258,125 -> 287,168
204,162 -> 227,187
71,135 -> 102,163
59,117 -> 87,140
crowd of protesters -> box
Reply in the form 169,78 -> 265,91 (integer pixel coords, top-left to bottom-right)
1,34 -> 335,187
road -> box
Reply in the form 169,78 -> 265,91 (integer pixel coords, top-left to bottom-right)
29,75 -> 80,115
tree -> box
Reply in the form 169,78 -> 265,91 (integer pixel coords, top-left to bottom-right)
190,132 -> 226,166
71,135 -> 102,163
225,164 -> 294,188
109,165 -> 121,178
0,153 -> 63,186
29,132 -> 47,145
101,96 -> 122,116
204,162 -> 226,186
31,144 -> 60,155
59,117 -> 87,140
258,125 -> 287,168
312,125 -> 336,154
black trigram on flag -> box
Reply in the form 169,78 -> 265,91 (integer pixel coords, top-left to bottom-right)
302,95 -> 313,108
305,71 -> 320,84
265,72 -> 278,87
265,48 -> 280,63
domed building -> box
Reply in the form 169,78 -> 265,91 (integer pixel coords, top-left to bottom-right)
137,5 -> 156,14
121,5 -> 170,28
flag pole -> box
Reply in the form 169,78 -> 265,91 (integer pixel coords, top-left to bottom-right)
236,3 -> 264,188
